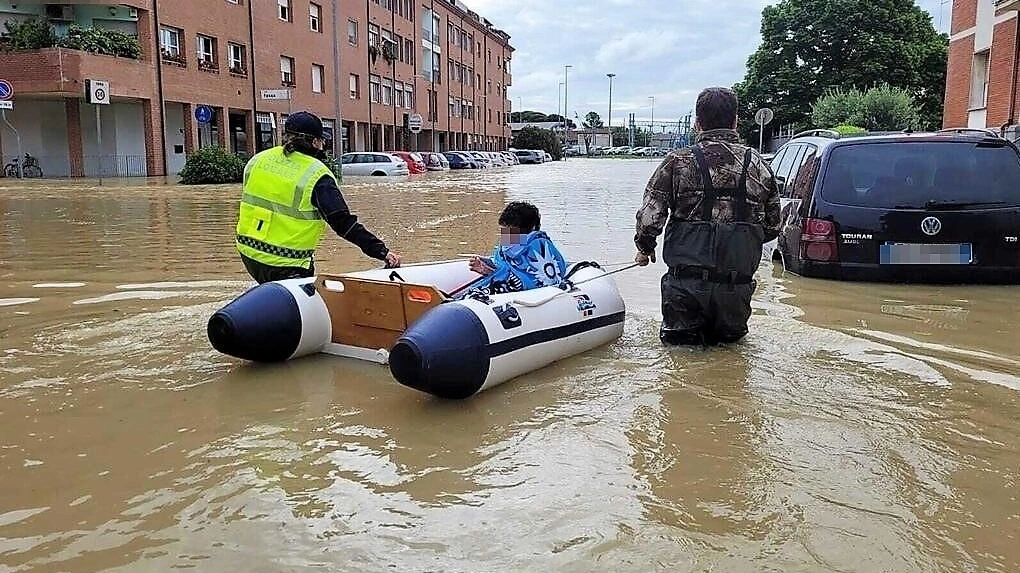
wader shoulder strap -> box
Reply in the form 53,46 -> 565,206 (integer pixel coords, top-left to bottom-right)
734,148 -> 753,222
691,145 -> 716,221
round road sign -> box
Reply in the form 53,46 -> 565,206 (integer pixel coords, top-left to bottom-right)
0,79 -> 13,101
754,108 -> 774,126
195,105 -> 214,124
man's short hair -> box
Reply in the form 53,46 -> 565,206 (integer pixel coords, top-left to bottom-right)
696,87 -> 739,131
499,201 -> 541,233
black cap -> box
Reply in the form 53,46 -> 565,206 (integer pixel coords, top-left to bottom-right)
284,111 -> 324,139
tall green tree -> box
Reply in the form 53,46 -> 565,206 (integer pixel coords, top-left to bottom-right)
511,126 -> 562,160
583,111 -> 604,128
733,0 -> 947,141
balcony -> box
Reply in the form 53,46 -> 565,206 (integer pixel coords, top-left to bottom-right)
0,48 -> 155,99
997,0 -> 1020,12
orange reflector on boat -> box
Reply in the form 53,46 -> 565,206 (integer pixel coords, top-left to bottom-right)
407,289 -> 433,303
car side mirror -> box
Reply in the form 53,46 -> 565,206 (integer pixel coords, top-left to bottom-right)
775,175 -> 787,191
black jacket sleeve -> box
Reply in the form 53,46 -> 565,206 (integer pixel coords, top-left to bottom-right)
310,175 -> 389,260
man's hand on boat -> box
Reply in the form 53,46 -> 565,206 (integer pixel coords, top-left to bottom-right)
384,251 -> 402,268
634,250 -> 656,267
469,256 -> 496,276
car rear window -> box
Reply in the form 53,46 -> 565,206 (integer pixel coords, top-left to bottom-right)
820,141 -> 1020,209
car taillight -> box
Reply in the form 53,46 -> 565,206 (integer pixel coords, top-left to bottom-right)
800,217 -> 839,262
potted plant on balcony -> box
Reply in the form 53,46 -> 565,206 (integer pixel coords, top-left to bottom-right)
161,49 -> 186,65
198,58 -> 218,72
229,64 -> 246,76
1,18 -> 57,51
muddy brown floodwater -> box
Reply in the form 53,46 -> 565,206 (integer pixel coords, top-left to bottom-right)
1,159 -> 1018,573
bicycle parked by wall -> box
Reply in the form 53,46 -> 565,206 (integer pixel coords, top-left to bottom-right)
2,153 -> 44,178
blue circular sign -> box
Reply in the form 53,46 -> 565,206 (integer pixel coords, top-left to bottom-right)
0,79 -> 13,101
195,105 -> 213,124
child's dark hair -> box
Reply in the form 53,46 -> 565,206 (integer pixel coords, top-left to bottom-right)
499,201 -> 541,233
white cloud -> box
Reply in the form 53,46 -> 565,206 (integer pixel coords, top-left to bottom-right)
471,1 -> 942,125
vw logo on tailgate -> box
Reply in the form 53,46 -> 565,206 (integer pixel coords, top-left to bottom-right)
921,216 -> 942,236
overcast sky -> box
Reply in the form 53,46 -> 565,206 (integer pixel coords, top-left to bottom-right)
470,0 -> 951,127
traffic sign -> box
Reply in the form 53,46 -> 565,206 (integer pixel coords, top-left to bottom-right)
86,79 -> 110,105
261,89 -> 292,100
195,105 -> 214,124
755,108 -> 774,127
0,79 -> 12,101
0,101 -> 12,110
408,113 -> 423,134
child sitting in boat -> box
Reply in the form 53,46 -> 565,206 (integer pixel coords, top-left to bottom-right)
462,201 -> 568,296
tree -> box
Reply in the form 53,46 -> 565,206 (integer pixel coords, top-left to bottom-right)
511,126 -> 562,160
811,84 -> 918,131
733,0 -> 947,142
859,84 -> 919,131
811,87 -> 866,129
579,111 -> 604,154
545,114 -> 576,129
513,110 -> 550,123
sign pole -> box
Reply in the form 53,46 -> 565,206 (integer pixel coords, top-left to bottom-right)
1,110 -> 24,179
96,104 -> 103,186
754,108 -> 774,154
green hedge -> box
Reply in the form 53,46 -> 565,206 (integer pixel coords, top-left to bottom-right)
59,24 -> 141,59
0,19 -> 141,59
179,146 -> 245,185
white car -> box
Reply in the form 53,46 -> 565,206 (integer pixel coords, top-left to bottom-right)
469,151 -> 493,168
339,152 -> 409,176
487,152 -> 510,167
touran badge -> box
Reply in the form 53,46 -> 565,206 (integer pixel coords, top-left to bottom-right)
921,216 -> 942,236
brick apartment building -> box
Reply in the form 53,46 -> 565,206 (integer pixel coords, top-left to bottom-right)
944,0 -> 1020,133
0,0 -> 513,178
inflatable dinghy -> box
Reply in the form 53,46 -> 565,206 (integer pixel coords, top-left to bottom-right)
207,259 -> 625,398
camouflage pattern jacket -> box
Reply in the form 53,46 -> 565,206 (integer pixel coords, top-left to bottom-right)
634,129 -> 782,256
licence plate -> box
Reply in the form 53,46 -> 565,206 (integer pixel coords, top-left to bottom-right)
879,243 -> 973,265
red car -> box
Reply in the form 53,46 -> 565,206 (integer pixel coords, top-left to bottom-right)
389,151 -> 427,174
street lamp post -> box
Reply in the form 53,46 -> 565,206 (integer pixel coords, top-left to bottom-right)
563,64 -> 572,161
607,73 -> 615,148
648,96 -> 655,147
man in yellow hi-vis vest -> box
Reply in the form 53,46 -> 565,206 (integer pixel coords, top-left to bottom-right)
236,111 -> 401,283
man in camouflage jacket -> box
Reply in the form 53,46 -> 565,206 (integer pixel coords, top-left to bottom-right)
634,87 -> 781,346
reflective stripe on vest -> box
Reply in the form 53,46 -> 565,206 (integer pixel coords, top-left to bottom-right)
235,147 -> 332,268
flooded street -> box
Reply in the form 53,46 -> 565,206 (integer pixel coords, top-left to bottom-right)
1,159 -> 1019,572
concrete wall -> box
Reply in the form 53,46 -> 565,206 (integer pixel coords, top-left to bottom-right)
79,100 -> 147,177
0,99 -> 70,176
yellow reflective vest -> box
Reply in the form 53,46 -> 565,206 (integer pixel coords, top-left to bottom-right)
235,147 -> 333,269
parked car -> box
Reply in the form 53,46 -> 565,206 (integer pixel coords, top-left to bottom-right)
389,151 -> 427,174
444,151 -> 477,169
486,152 -> 510,167
339,152 -> 409,177
513,150 -> 544,164
542,151 -> 553,162
422,152 -> 450,171
469,151 -> 493,168
501,151 -> 520,165
768,128 -> 1020,283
